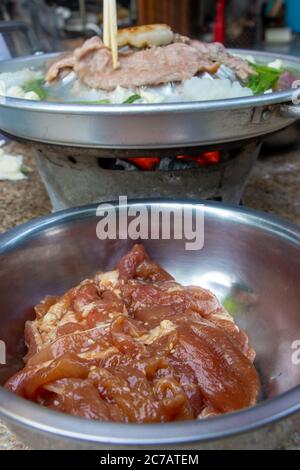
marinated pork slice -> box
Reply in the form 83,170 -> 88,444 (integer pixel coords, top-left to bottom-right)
6,245 -> 259,423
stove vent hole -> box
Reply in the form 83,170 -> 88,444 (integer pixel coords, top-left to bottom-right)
97,158 -> 132,170
97,158 -> 114,169
207,197 -> 223,202
68,157 -> 77,165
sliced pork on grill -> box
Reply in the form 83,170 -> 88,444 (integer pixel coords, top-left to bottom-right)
45,25 -> 256,90
278,70 -> 299,91
75,38 -> 220,91
174,34 -> 256,81
45,53 -> 76,83
6,245 -> 259,423
46,37 -> 220,90
189,40 -> 256,81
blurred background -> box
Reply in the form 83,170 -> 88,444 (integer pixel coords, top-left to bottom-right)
0,1 -> 299,57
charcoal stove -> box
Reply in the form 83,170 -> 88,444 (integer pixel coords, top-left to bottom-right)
1,50 -> 300,210
32,141 -> 261,210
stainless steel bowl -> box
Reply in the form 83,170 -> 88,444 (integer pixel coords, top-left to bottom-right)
0,201 -> 300,450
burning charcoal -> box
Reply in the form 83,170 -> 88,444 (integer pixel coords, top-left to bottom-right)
157,157 -> 173,171
170,159 -> 200,170
156,157 -> 196,171
115,159 -> 137,171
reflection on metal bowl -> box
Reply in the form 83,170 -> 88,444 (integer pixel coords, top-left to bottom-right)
0,200 -> 299,449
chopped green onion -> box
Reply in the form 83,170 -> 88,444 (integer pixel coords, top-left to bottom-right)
222,296 -> 243,317
123,94 -> 141,104
22,78 -> 47,100
21,164 -> 32,175
247,62 -> 283,95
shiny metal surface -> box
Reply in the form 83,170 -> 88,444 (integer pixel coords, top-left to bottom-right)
0,200 -> 300,449
0,50 -> 299,148
281,104 -> 300,120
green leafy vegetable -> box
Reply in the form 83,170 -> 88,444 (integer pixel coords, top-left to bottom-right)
222,296 -> 243,317
123,94 -> 141,104
247,63 -> 283,95
21,164 -> 32,175
22,78 -> 48,100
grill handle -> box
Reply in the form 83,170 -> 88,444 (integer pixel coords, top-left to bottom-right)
281,104 -> 300,120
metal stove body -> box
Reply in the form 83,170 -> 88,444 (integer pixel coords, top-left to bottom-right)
33,141 -> 262,211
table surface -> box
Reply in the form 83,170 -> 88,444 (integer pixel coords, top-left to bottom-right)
1,131 -> 300,450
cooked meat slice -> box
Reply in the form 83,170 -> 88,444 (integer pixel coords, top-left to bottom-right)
45,34 -> 253,91
172,33 -> 191,44
173,34 -> 255,81
117,24 -> 174,48
74,35 -> 104,61
73,37 -> 219,91
278,70 -> 299,91
45,36 -> 105,83
45,29 -> 255,91
45,53 -> 75,82
190,40 -> 256,81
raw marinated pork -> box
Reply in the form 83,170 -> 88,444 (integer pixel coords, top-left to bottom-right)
6,245 -> 259,423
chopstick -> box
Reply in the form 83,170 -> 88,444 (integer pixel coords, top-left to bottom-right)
103,0 -> 120,69
103,0 -> 111,48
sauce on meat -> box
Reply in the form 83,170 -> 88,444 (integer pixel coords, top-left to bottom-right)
5,245 -> 259,423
